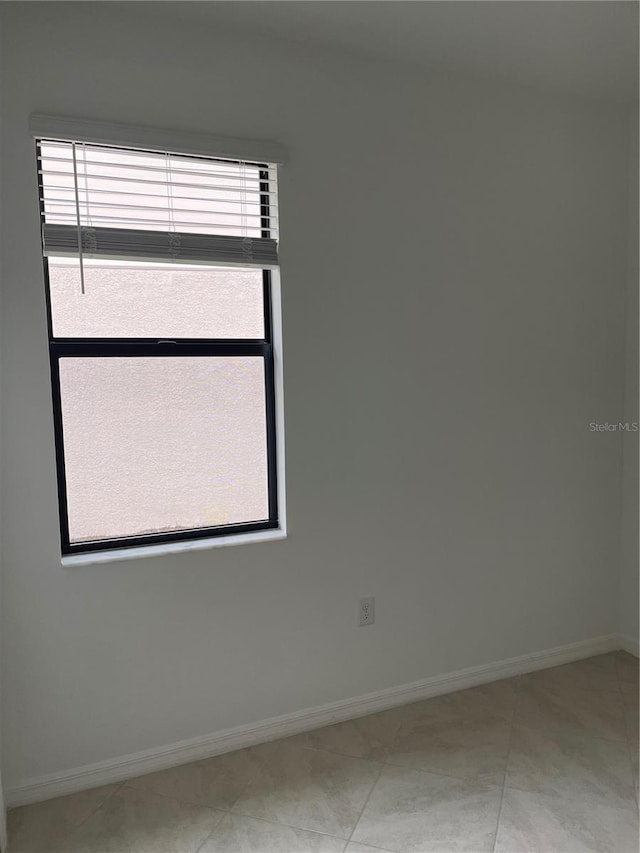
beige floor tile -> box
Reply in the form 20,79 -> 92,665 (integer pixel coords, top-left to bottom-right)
620,660 -> 639,749
232,741 -> 381,839
351,765 -> 502,853
386,709 -> 511,784
394,678 -> 519,727
126,747 -> 260,810
15,654 -> 640,853
630,743 -> 639,777
7,784 -> 122,853
525,654 -> 620,694
622,690 -> 639,745
625,709 -> 639,746
284,710 -> 400,761
505,724 -> 636,804
616,652 -> 640,688
621,680 -> 639,705
56,786 -> 222,853
515,678 -> 628,741
438,678 -> 520,722
620,680 -> 640,705
198,812 -> 346,852
494,787 -> 639,853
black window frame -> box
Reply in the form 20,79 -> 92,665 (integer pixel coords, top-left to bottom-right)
37,141 -> 279,556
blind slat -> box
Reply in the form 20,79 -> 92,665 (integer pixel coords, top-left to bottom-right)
40,172 -> 278,197
44,216 -> 266,233
42,186 -> 275,207
40,154 -> 269,182
43,223 -> 279,269
45,198 -> 268,220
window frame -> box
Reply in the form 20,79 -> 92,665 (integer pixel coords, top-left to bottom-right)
37,141 -> 282,557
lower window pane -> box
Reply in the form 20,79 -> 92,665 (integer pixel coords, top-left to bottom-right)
58,356 -> 270,545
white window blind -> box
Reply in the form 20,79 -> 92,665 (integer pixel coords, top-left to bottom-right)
38,141 -> 280,269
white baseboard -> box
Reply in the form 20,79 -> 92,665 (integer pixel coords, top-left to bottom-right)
6,633 -> 619,808
616,633 -> 640,657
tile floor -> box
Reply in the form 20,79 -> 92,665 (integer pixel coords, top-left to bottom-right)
7,652 -> 639,852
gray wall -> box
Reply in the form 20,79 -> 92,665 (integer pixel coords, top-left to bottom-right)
0,2 -> 632,789
619,113 -> 639,645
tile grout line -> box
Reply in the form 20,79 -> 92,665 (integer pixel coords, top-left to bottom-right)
343,760 -> 387,849
121,743 -> 270,817
490,679 -> 522,853
188,808 -> 352,853
192,809 -> 227,853
225,742 -> 388,843
226,801 -> 362,846
516,663 -> 631,745
122,779 -> 355,852
218,800 -> 360,845
498,656 -> 639,821
343,840 -> 402,853
23,658 -> 635,851
618,651 -> 640,805
125,691 -> 520,848
614,652 -> 640,802
123,751 -> 385,846
48,781 -> 127,850
121,781 -> 225,811
379,760 -> 505,784
499,781 -> 640,809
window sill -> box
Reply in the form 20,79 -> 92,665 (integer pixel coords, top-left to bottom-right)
61,527 -> 287,567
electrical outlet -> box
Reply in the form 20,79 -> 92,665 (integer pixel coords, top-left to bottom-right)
359,596 -> 375,627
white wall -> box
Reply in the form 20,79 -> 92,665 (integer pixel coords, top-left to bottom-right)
0,2 -> 632,790
619,113 -> 639,648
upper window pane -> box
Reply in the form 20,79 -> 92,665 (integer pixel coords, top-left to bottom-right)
48,259 -> 265,339
39,141 -> 274,238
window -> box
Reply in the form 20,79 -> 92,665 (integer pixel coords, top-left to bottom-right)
36,127 -> 285,557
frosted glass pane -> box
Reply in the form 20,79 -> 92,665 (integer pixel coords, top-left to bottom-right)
48,260 -> 264,339
59,357 -> 269,544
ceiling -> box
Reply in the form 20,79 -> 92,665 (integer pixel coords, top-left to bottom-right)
146,0 -> 638,104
